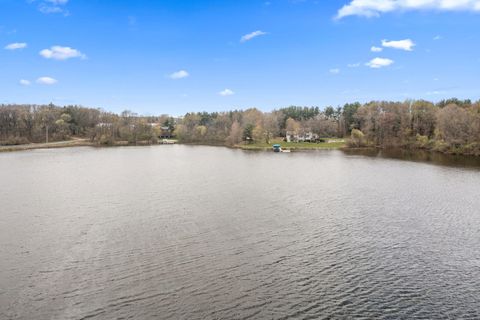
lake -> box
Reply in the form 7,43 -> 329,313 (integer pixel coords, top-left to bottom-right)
1,145 -> 480,319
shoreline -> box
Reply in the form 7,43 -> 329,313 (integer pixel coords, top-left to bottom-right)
2,139 -> 480,158
0,139 -> 94,153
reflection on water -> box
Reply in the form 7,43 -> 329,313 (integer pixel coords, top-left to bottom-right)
1,146 -> 480,319
342,148 -> 480,169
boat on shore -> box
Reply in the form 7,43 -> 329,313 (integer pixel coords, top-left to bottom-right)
273,144 -> 291,153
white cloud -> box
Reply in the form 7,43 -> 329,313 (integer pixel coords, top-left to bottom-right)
366,57 -> 394,68
36,0 -> 69,15
38,5 -> 62,14
45,0 -> 68,4
40,46 -> 86,60
5,43 -> 27,50
36,77 -> 58,85
371,46 -> 383,52
348,62 -> 361,68
240,30 -> 267,43
219,89 -> 235,96
19,79 -> 31,86
336,0 -> 480,19
329,68 -> 340,74
169,70 -> 189,79
433,35 -> 442,40
382,39 -> 415,51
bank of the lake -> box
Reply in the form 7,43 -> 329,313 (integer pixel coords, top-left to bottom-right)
4,137 -> 480,162
0,139 -> 177,153
0,139 -> 94,152
236,138 -> 346,151
0,138 -> 347,153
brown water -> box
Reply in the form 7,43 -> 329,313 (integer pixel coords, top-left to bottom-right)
1,146 -> 480,319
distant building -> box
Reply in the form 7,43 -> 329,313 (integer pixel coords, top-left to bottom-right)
96,122 -> 113,128
286,131 -> 319,143
160,126 -> 174,139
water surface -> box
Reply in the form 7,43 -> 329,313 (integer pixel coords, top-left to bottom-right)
1,146 -> 480,319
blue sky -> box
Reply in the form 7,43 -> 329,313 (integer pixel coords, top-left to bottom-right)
1,0 -> 479,115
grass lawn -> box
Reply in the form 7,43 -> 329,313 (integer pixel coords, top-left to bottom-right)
238,138 -> 346,150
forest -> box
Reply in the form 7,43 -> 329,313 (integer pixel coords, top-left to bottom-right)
1,98 -> 480,155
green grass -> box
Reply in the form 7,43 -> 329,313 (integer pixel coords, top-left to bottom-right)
238,138 -> 346,150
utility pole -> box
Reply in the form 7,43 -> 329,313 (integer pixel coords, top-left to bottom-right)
46,125 -> 49,144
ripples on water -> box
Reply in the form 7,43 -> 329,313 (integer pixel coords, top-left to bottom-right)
1,146 -> 480,319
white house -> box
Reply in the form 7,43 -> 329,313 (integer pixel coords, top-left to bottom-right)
286,131 -> 319,142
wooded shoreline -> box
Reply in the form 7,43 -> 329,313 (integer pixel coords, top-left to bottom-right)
3,138 -> 480,160
2,98 -> 480,156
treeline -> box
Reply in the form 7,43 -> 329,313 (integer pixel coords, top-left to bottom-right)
174,107 -> 341,145
1,98 -> 480,155
0,104 -> 173,145
174,99 -> 480,156
348,99 -> 480,155
0,104 -> 99,145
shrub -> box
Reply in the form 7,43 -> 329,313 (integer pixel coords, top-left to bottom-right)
348,129 -> 365,147
432,140 -> 449,153
98,134 -> 114,145
0,137 -> 30,146
415,134 -> 429,148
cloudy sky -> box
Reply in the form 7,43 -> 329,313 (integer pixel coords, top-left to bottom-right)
1,0 -> 479,114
